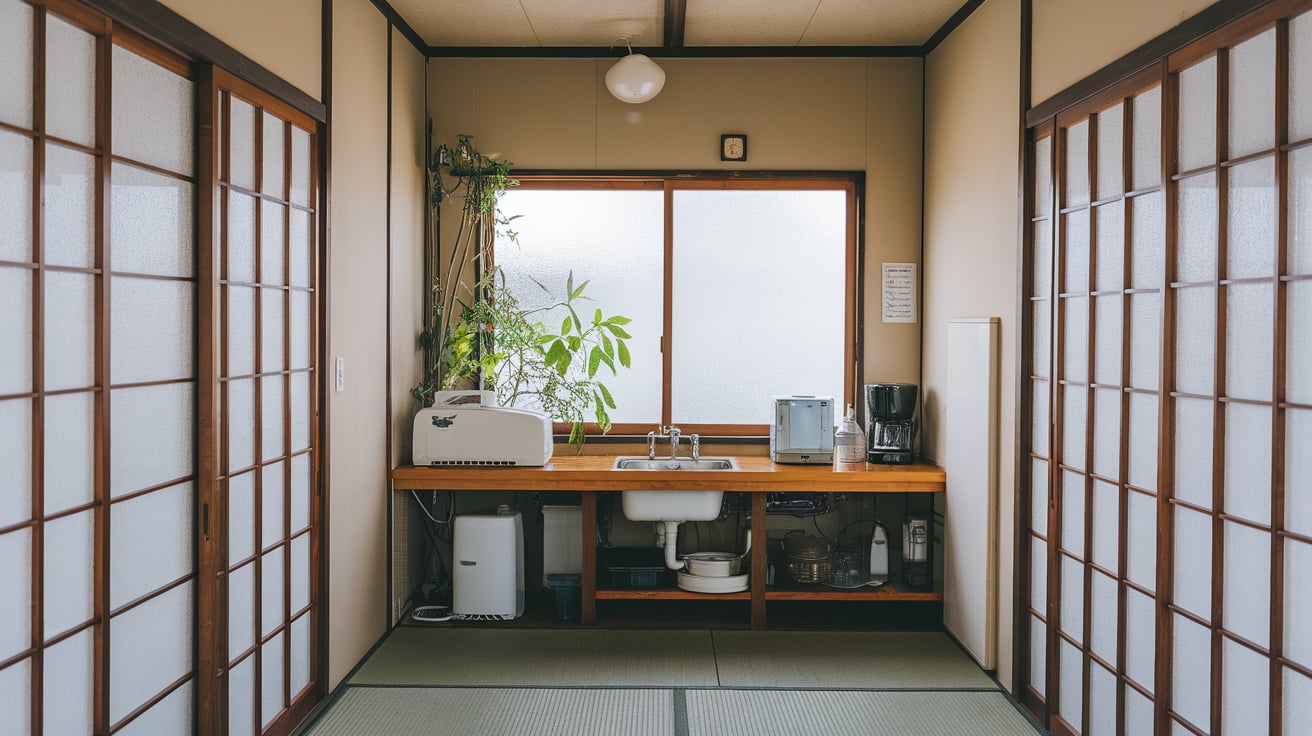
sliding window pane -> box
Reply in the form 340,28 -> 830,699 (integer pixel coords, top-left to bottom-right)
228,564 -> 255,660
1066,120 -> 1090,207
116,683 -> 191,736
1222,522 -> 1270,646
1179,56 -> 1218,171
0,529 -> 31,661
1173,505 -> 1212,618
1290,409 -> 1312,538
1125,587 -> 1156,690
1131,87 -> 1162,191
42,270 -> 95,390
111,276 -> 194,384
1130,191 -> 1164,289
1090,569 -> 1118,663
1173,614 -> 1212,728
228,657 -> 255,736
1058,640 -> 1083,728
43,144 -> 96,269
108,582 -> 193,724
1097,104 -> 1124,200
111,45 -> 194,176
1036,136 -> 1052,215
1287,539 -> 1312,668
262,112 -> 284,197
1291,280 -> 1312,403
228,191 -> 257,283
1227,158 -> 1276,279
109,482 -> 193,608
290,210 -> 312,288
1034,299 -> 1051,378
1127,393 -> 1158,492
1094,201 -> 1123,290
290,126 -> 311,208
1174,397 -> 1214,509
0,267 -> 31,394
229,97 -> 257,192
1063,296 -> 1089,383
43,629 -> 93,734
1061,388 -> 1087,472
1228,29 -> 1276,159
1224,402 -> 1272,524
1089,663 -> 1117,736
1128,294 -> 1159,390
1032,381 -> 1050,456
1293,148 -> 1312,276
261,462 -> 284,550
110,163 -> 194,278
1175,285 -> 1215,395
260,200 -> 286,286
1221,638 -> 1269,734
43,391 -> 94,514
290,613 -> 311,696
1090,479 -> 1118,570
1293,12 -> 1312,141
1091,389 -> 1120,478
44,510 -> 95,637
1064,209 -> 1090,293
0,131 -> 33,262
1061,470 -> 1085,556
1060,556 -> 1083,641
1225,282 -> 1273,401
1125,489 -> 1156,590
0,400 -> 31,527
44,15 -> 95,148
0,0 -> 33,128
261,633 -> 285,728
261,286 -> 285,372
109,383 -> 194,497
1093,296 -> 1121,386
1178,173 -> 1218,282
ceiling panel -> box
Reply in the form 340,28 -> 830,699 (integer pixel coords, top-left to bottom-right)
801,0 -> 963,46
520,0 -> 663,46
390,0 -> 538,46
683,0 -> 819,47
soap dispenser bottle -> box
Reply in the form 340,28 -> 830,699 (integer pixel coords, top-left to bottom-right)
833,403 -> 866,471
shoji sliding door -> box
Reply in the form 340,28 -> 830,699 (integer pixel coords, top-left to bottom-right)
1022,2 -> 1312,734
0,0 -> 197,732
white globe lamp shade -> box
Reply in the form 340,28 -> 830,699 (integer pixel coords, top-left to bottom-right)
605,53 -> 666,104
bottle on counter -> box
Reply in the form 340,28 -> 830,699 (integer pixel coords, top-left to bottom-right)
833,403 -> 866,471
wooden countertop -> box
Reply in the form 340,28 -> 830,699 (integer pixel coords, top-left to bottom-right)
391,455 -> 945,492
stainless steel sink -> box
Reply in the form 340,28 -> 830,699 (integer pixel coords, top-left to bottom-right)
612,457 -> 737,471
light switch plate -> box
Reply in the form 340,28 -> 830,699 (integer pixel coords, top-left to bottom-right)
335,357 -> 345,392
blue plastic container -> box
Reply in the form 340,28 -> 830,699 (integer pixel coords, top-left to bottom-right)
545,573 -> 582,621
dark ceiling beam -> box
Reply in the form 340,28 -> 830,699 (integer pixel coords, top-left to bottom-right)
427,45 -> 922,58
920,0 -> 986,55
664,0 -> 686,49
368,0 -> 428,56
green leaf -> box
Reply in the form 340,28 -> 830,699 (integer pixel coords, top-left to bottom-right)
568,422 -> 585,445
536,334 -> 557,345
545,340 -> 568,369
567,335 -> 581,352
566,271 -> 574,299
567,305 -> 583,335
598,382 -> 616,409
571,279 -> 591,301
593,308 -> 603,325
605,315 -> 632,326
617,339 -> 631,368
587,346 -> 602,378
601,334 -> 614,358
560,316 -> 572,335
605,324 -> 632,339
593,396 -> 611,433
597,349 -> 615,375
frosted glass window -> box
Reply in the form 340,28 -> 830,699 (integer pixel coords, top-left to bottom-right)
498,189 -> 664,423
1126,490 -> 1156,591
1222,638 -> 1270,735
1289,410 -> 1312,538
1228,157 -> 1277,279
262,633 -> 285,727
42,629 -> 93,735
229,472 -> 255,565
1032,536 -> 1047,610
1131,191 -> 1164,289
229,97 -> 257,191
1287,539 -> 1312,667
111,277 -> 194,384
1228,29 -> 1276,159
1097,104 -> 1124,200
1173,614 -> 1212,727
228,563 -> 255,660
1294,149 -> 1312,276
262,112 -> 285,197
227,379 -> 255,472
261,200 -> 286,286
1126,687 -> 1154,735
1224,402 -> 1272,525
1033,381 -> 1050,456
1094,201 -> 1123,290
111,45 -> 194,176
1128,294 -> 1159,390
1064,209 -> 1090,294
227,285 -> 256,377
0,659 -> 30,734
291,613 -> 310,696
1030,616 -> 1046,692
1092,389 -> 1120,477
1093,296 -> 1122,386
44,510 -> 94,637
228,191 -> 257,283
111,163 -> 194,278
1174,397 -> 1214,510
1036,136 -> 1052,216
1060,556 -> 1084,641
1132,87 -> 1162,191
291,372 -> 309,452
1226,283 -> 1273,401
1064,297 -> 1090,383
43,144 -> 96,269
670,189 -> 846,423
261,461 -> 284,549
110,383 -> 194,497
1287,668 -> 1312,736
1177,172 -> 1218,282
0,131 -> 33,262
43,392 -> 93,514
1294,12 -> 1312,141
291,534 -> 309,613
290,210 -> 311,288
1089,663 -> 1117,736
290,291 -> 311,370
1065,120 -> 1091,207
261,287 -> 285,372
1179,56 -> 1218,171
1032,460 -> 1050,533
1062,470 -> 1086,556
109,483 -> 192,608
43,271 -> 95,390
1062,388 -> 1087,471
1034,222 -> 1052,297
0,268 -> 32,395
108,582 -> 192,724
1223,522 -> 1270,646
1288,280 -> 1312,403
115,681 -> 191,736
261,547 -> 284,636
291,453 -> 311,533
0,529 -> 31,661
290,126 -> 311,207
1173,505 -> 1212,617
0,400 -> 32,528
1090,570 -> 1118,664
1128,393 -> 1158,492
1125,587 -> 1156,689
228,657 -> 255,736
1091,479 -> 1118,570
44,15 -> 95,147
261,375 -> 284,461
1174,285 -> 1216,395
1059,640 -> 1083,727
1034,300 -> 1051,379
0,0 -> 33,127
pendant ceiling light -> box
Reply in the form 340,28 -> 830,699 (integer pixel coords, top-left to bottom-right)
605,40 -> 665,104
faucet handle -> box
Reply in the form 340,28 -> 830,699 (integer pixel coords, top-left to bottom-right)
690,433 -> 700,461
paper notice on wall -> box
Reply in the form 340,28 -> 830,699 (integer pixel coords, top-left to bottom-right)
882,263 -> 917,324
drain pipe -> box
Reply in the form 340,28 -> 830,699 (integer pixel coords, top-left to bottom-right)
661,520 -> 685,570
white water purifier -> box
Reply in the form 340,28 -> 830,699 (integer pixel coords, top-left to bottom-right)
453,507 -> 524,619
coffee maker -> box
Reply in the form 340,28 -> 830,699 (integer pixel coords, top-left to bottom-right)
865,383 -> 918,465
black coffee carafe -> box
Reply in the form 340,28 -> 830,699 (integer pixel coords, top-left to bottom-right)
865,383 -> 918,465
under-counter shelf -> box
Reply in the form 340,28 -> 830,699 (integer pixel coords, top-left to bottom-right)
764,584 -> 942,602
594,588 -> 751,601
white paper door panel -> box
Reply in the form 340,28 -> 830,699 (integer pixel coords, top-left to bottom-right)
944,317 -> 1000,668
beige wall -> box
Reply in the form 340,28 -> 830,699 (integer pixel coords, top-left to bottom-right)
158,0 -> 322,100
428,56 -> 925,392
327,0 -> 390,688
1031,0 -> 1214,105
923,0 -> 1022,690
391,32 -> 427,467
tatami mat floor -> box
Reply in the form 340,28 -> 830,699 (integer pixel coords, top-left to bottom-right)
303,627 -> 1045,736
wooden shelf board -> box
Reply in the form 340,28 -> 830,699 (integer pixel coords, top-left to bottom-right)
765,586 -> 942,601
595,588 -> 751,601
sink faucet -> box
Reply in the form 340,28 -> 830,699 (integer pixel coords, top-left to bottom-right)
647,430 -> 658,460
667,426 -> 681,460
648,425 -> 701,461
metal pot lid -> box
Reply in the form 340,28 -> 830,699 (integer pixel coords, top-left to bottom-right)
683,552 -> 740,562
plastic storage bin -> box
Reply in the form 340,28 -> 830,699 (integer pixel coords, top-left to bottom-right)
545,573 -> 581,620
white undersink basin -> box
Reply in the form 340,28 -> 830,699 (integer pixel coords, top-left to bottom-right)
620,490 -> 724,522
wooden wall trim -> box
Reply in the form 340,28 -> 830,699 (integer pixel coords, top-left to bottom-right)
1011,0 -> 1033,703
368,0 -> 425,56
426,44 -> 924,58
922,0 -> 988,56
79,0 -> 327,123
1025,0 -> 1272,128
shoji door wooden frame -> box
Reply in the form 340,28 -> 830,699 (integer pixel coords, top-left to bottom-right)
1019,1 -> 1312,734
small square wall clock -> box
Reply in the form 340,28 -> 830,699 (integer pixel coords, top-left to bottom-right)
720,134 -> 747,162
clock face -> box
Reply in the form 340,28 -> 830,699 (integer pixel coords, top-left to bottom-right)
721,135 -> 746,161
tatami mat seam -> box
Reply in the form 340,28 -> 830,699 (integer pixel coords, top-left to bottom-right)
337,683 -> 1006,692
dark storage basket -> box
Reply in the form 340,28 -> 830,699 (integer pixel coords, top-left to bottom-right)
599,547 -> 673,589
545,573 -> 581,620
